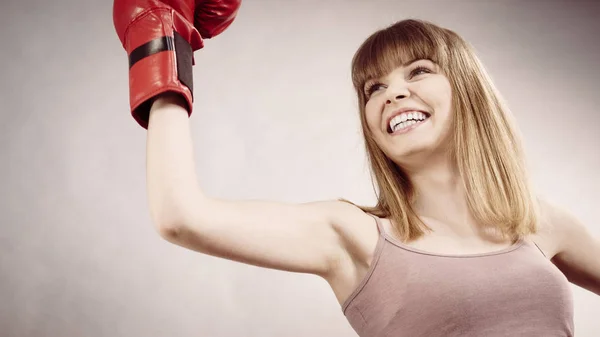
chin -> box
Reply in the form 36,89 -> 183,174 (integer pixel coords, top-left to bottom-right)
375,122 -> 451,165
386,137 -> 446,166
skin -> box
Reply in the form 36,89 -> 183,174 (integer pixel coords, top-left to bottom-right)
360,58 -> 600,296
147,62 -> 599,311
364,59 -> 490,242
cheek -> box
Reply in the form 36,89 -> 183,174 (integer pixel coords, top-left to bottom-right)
420,82 -> 453,115
364,100 -> 383,132
439,86 -> 453,110
437,80 -> 453,109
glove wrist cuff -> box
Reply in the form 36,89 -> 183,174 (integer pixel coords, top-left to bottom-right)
124,8 -> 200,129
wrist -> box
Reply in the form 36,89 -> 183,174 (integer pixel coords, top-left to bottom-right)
152,92 -> 189,109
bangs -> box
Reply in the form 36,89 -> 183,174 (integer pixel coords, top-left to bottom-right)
351,20 -> 450,94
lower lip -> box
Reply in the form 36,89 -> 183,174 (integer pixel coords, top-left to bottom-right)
390,118 -> 429,135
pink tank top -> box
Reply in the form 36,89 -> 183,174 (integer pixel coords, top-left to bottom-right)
342,215 -> 574,337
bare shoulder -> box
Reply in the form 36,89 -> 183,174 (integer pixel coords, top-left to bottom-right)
323,200 -> 380,267
533,199 -> 600,294
530,198 -> 583,259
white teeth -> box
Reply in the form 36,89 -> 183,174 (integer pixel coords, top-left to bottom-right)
389,111 -> 428,133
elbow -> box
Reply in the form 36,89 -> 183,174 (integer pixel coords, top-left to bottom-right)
149,200 -> 194,240
153,207 -> 204,244
150,194 -> 211,243
156,222 -> 184,241
150,208 -> 190,242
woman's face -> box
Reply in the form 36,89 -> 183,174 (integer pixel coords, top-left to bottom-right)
364,59 -> 454,166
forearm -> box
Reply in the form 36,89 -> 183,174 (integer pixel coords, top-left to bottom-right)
113,0 -> 240,233
146,94 -> 206,231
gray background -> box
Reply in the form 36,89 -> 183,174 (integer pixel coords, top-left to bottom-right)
1,0 -> 599,336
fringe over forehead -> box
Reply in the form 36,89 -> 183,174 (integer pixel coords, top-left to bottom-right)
351,19 -> 453,93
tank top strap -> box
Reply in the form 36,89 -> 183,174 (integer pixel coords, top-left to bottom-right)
367,213 -> 387,237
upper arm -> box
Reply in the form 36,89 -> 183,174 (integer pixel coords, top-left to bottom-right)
159,197 -> 372,278
541,200 -> 600,296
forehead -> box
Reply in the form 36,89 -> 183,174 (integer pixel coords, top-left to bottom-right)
351,27 -> 447,89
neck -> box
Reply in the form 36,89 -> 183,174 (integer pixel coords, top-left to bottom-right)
401,154 -> 480,237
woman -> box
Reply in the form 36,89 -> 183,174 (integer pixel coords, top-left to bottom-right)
114,1 -> 600,336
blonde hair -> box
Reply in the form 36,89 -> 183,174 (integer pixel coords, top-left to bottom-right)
341,19 -> 539,243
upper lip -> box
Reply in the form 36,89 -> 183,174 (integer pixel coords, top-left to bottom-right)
385,107 -> 430,130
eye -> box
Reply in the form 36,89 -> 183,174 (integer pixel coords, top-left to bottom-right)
409,66 -> 432,78
365,82 -> 385,97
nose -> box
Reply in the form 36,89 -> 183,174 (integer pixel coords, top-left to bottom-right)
386,94 -> 407,104
385,86 -> 410,105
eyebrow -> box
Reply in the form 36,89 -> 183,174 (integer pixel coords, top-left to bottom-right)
363,58 -> 434,88
401,58 -> 419,67
403,58 -> 434,67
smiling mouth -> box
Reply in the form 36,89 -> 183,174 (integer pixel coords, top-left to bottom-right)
387,111 -> 431,134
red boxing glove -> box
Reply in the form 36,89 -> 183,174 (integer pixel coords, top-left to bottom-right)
113,0 -> 241,129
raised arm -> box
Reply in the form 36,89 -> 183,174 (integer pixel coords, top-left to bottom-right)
113,0 -> 371,279
146,94 -> 370,277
